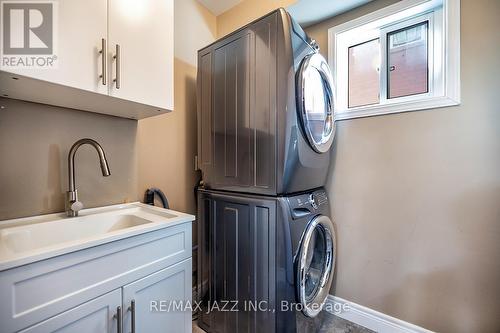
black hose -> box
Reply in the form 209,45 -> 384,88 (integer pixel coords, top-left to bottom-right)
144,188 -> 169,209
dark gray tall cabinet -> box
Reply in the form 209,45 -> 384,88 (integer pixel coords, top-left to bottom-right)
197,12 -> 278,195
197,190 -> 278,333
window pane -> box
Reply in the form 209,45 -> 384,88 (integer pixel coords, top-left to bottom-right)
388,21 -> 428,99
348,39 -> 380,108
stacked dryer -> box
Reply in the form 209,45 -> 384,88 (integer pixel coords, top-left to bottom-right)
196,8 -> 337,333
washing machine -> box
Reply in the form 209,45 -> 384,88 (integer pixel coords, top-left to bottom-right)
197,188 -> 336,333
282,189 -> 337,332
197,8 -> 336,195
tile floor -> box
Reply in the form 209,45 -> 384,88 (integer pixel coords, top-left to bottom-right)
319,314 -> 374,333
193,311 -> 374,333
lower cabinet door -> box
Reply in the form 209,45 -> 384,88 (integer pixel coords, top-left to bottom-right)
19,289 -> 122,333
122,259 -> 192,333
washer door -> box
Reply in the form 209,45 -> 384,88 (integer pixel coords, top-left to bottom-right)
297,53 -> 336,153
296,215 -> 336,317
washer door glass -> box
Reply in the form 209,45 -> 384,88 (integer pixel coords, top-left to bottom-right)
297,53 -> 336,153
296,215 -> 336,317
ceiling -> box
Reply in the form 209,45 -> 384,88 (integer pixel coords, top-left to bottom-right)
287,0 -> 373,27
196,0 -> 372,26
196,0 -> 243,15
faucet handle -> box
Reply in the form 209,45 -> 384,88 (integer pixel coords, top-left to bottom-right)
70,201 -> 84,213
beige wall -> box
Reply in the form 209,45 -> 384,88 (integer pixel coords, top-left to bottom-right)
137,0 -> 216,215
306,0 -> 500,332
0,98 -> 138,220
216,0 -> 297,37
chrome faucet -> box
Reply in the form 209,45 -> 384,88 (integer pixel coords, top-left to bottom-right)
66,138 -> 111,217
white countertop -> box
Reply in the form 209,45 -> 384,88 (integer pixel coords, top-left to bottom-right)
0,202 -> 195,271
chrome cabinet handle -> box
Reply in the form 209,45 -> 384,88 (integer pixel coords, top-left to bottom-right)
113,44 -> 121,89
114,306 -> 122,333
128,300 -> 136,333
99,38 -> 107,85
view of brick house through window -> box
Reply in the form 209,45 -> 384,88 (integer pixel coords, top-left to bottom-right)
347,21 -> 429,108
388,22 -> 428,98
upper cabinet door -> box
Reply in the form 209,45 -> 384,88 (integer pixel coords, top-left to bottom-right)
108,0 -> 174,110
3,0 -> 108,95
122,259 -> 192,333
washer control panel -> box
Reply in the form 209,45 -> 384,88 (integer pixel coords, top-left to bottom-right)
287,189 -> 328,219
311,191 -> 328,207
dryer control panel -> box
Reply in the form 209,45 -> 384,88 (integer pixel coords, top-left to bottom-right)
287,189 -> 328,219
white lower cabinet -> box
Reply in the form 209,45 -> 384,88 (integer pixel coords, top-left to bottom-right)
0,223 -> 193,333
19,289 -> 122,333
18,259 -> 191,333
123,259 -> 192,333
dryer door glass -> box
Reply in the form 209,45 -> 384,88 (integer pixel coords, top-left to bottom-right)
296,215 -> 336,317
297,53 -> 336,153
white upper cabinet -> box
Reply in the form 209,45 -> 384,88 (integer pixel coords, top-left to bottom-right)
4,0 -> 108,95
108,0 -> 174,110
0,0 -> 173,118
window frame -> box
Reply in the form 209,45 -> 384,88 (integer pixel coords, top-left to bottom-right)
328,0 -> 460,120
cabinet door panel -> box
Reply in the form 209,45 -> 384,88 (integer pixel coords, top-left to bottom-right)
122,259 -> 192,333
197,13 -> 277,194
213,32 -> 252,187
19,289 -> 121,333
108,0 -> 173,109
198,191 -> 276,333
3,0 -> 108,94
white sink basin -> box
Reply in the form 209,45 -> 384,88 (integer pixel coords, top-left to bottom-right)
0,203 -> 194,271
2,214 -> 152,254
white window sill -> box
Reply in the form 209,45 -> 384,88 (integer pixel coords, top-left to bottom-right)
334,95 -> 460,121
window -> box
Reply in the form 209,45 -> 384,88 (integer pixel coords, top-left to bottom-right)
328,0 -> 460,120
348,38 -> 380,108
387,21 -> 429,98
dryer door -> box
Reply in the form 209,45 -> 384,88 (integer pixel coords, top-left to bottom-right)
297,53 -> 336,153
296,214 -> 336,317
